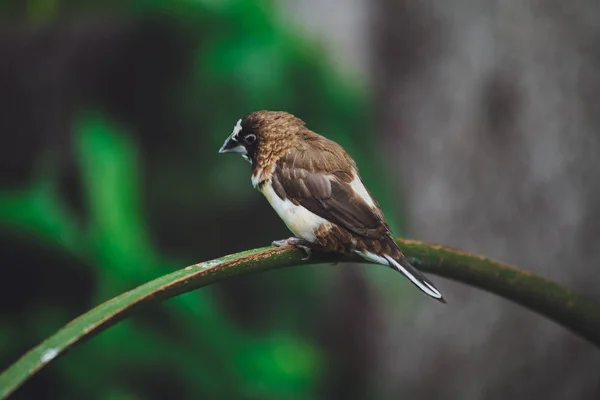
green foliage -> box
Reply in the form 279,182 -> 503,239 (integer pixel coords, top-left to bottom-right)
0,1 -> 399,398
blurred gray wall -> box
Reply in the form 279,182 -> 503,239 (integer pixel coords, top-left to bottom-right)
285,0 -> 600,398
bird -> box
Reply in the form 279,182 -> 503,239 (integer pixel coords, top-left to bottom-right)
219,110 -> 445,303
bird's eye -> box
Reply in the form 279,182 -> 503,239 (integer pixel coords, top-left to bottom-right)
245,134 -> 256,144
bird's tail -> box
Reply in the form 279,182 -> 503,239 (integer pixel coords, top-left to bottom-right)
384,253 -> 446,303
356,239 -> 446,303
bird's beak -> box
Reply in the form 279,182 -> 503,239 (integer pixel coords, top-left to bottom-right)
219,135 -> 247,155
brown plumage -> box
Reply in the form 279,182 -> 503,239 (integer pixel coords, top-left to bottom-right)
219,110 -> 445,302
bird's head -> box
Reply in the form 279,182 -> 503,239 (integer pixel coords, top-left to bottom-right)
218,111 -> 306,164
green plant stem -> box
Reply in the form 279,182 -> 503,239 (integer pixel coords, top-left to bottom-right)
1,239 -> 599,398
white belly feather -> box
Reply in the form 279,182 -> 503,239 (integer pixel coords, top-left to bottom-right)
252,165 -> 378,243
259,180 -> 331,241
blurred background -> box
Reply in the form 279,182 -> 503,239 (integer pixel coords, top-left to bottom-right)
1,0 -> 600,399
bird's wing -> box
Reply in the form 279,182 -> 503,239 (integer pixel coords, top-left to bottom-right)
272,149 -> 390,239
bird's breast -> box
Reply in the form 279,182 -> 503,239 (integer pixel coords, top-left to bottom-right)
251,168 -> 263,189
259,178 -> 331,242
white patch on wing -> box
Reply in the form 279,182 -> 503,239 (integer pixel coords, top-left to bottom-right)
349,173 -> 377,208
260,177 -> 331,242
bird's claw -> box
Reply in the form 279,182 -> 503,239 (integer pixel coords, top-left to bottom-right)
297,245 -> 311,260
272,237 -> 312,260
271,237 -> 297,247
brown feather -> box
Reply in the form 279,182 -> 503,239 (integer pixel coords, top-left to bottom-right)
273,149 -> 390,242
243,111 -> 395,250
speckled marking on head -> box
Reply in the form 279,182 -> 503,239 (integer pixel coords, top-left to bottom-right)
241,111 -> 308,186
232,118 -> 243,140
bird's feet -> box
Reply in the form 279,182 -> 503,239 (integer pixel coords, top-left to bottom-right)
272,237 -> 312,260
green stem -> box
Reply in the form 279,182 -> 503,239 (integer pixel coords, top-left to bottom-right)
1,239 -> 599,398
399,240 -> 600,346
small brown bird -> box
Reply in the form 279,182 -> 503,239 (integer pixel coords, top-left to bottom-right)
219,111 -> 445,302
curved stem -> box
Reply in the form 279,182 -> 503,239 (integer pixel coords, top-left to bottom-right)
1,239 -> 599,398
398,240 -> 600,346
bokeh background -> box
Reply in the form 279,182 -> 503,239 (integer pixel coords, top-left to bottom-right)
2,0 -> 600,399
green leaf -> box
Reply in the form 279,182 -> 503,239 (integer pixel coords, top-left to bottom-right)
0,181 -> 81,253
